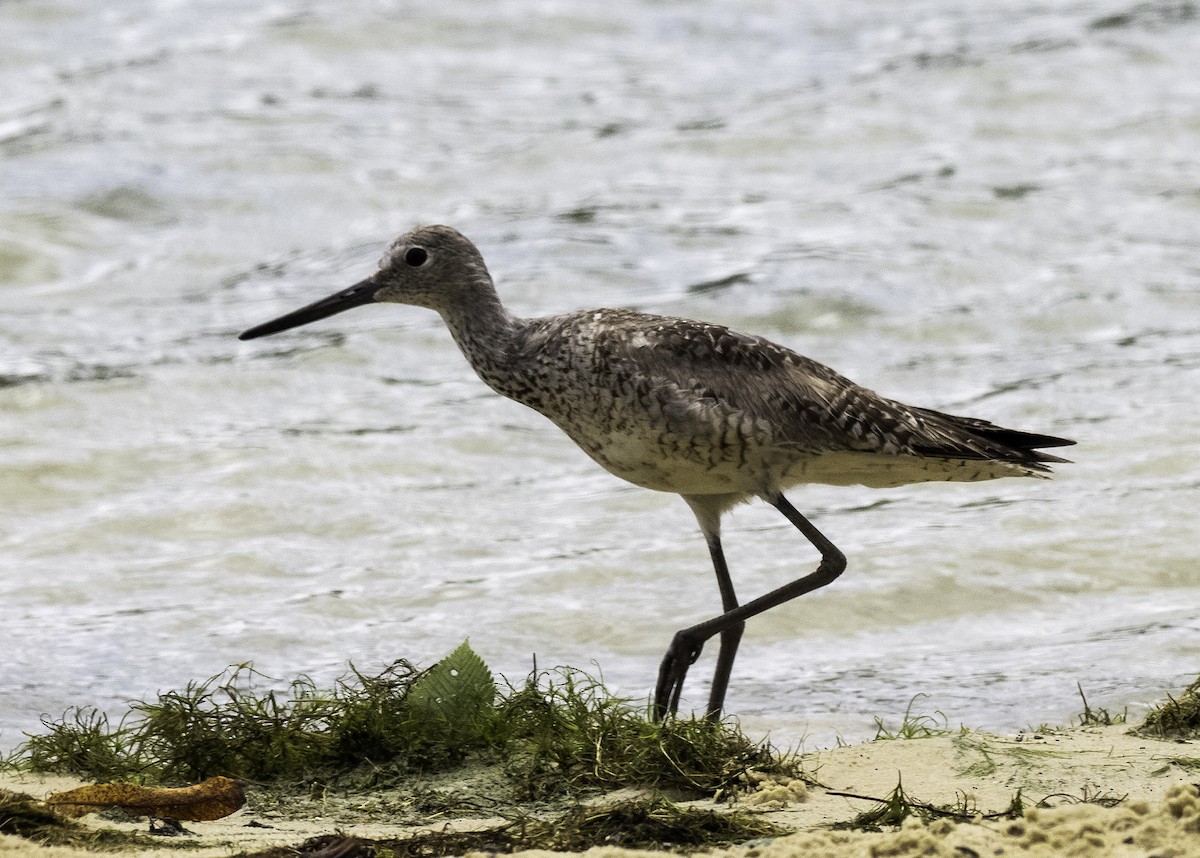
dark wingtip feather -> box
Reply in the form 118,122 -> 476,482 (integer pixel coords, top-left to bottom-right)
981,427 -> 1075,466
979,427 -> 1076,451
912,408 -> 1076,470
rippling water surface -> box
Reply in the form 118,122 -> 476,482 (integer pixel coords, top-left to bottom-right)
3,0 -> 1199,751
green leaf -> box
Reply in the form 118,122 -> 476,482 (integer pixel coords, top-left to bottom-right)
406,641 -> 496,745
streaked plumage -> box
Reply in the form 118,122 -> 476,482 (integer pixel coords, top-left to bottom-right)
240,225 -> 1074,720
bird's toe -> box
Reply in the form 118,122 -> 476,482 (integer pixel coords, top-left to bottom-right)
652,630 -> 705,720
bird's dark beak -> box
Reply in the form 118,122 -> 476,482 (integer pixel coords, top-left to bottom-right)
238,277 -> 381,340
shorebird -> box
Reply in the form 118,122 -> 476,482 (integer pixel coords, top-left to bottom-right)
239,225 -> 1074,721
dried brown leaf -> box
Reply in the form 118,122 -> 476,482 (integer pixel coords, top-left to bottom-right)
46,775 -> 245,821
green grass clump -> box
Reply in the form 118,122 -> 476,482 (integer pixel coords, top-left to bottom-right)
497,667 -> 781,798
131,669 -> 336,783
14,643 -> 504,787
13,707 -> 139,782
14,644 -> 501,784
8,642 -> 795,801
1138,675 -> 1200,738
871,694 -> 951,740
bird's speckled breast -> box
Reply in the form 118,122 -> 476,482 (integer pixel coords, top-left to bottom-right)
488,311 -> 795,495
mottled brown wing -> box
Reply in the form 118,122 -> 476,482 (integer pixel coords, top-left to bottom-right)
597,310 -> 1072,469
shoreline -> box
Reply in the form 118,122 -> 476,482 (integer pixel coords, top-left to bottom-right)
3,720 -> 1198,858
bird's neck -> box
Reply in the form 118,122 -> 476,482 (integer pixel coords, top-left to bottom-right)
439,286 -> 526,397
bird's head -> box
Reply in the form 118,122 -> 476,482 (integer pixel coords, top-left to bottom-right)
238,225 -> 491,341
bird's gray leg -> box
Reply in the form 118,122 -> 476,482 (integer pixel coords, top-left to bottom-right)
704,531 -> 743,720
653,494 -> 846,721
655,533 -> 740,720
655,498 -> 740,720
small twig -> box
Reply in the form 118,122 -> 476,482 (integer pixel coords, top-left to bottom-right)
1078,681 -> 1092,722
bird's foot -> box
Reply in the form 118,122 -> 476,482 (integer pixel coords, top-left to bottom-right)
652,629 -> 705,720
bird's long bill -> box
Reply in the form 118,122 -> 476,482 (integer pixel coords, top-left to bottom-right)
238,278 -> 381,341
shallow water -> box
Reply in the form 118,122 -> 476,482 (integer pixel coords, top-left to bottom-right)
2,0 -> 1199,752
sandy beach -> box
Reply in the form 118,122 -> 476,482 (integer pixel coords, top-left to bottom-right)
4,720 -> 1199,858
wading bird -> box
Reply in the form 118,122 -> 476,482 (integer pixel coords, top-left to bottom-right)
239,225 -> 1074,720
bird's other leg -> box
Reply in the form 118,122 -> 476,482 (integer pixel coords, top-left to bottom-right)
655,496 -> 742,721
653,493 -> 846,721
705,530 -> 743,721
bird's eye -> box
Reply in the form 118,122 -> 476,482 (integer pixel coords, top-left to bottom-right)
404,247 -> 428,267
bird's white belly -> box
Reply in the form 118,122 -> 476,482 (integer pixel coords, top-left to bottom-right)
567,426 -> 1033,496
570,428 -> 765,495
